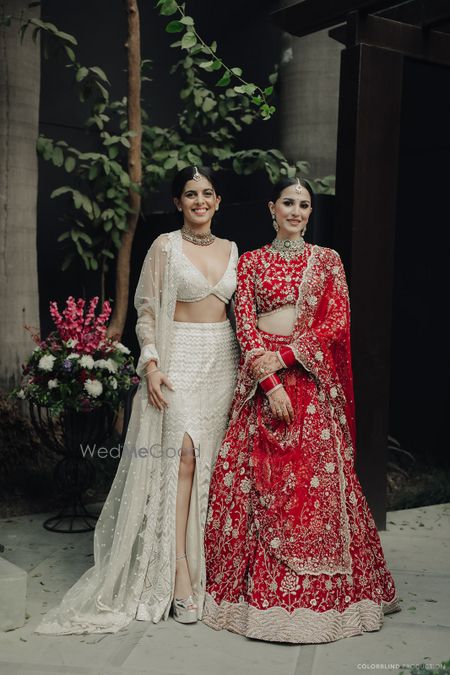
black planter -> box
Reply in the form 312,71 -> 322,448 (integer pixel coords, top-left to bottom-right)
30,404 -> 116,533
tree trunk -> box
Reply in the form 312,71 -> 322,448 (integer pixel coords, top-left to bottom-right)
107,0 -> 142,339
0,1 -> 41,389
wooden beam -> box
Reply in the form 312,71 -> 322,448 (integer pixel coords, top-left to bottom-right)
379,0 -> 450,30
271,0 -> 409,36
333,44 -> 404,529
329,12 -> 450,66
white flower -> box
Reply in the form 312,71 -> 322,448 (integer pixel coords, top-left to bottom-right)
84,379 -> 103,398
223,471 -> 234,487
321,429 -> 331,440
114,342 -> 130,355
79,355 -> 95,369
47,379 -> 58,389
330,387 -> 338,398
270,537 -> 281,549
17,389 -> 26,399
302,577 -> 311,589
239,478 -> 251,494
219,444 -> 229,459
93,358 -> 117,373
325,462 -> 335,473
67,353 -> 80,360
310,476 -> 320,488
339,414 -> 347,425
65,338 -> 78,348
109,376 -> 118,390
307,295 -> 318,306
306,403 -> 316,414
38,354 -> 56,372
315,351 -> 324,362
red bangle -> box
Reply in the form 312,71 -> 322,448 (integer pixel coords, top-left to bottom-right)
278,346 -> 296,368
259,373 -> 281,394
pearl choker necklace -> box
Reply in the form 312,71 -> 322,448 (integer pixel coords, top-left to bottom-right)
181,225 -> 216,246
269,236 -> 305,260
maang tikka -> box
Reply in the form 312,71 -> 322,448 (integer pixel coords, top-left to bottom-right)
295,177 -> 303,194
192,166 -> 201,181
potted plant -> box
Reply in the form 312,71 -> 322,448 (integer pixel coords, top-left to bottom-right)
13,296 -> 137,533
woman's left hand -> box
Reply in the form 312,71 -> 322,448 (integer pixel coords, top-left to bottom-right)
252,351 -> 282,379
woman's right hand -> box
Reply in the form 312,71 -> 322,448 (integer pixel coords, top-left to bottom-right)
267,385 -> 294,424
146,369 -> 174,411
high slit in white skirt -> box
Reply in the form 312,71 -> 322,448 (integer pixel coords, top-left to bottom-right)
136,319 -> 238,621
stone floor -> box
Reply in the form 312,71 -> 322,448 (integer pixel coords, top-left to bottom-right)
0,503 -> 449,675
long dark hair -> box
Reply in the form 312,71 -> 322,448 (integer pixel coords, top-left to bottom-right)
270,177 -> 314,209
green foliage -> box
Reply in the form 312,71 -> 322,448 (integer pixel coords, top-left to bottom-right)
157,0 -> 276,120
23,13 -> 331,276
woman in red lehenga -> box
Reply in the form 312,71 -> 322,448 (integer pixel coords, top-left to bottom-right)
203,177 -> 400,643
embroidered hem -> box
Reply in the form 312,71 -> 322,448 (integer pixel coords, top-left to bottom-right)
202,593 -> 401,644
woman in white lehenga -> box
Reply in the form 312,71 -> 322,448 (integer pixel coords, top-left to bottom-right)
36,166 -> 239,634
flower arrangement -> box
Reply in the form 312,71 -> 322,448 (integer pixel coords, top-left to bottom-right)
14,297 -> 138,415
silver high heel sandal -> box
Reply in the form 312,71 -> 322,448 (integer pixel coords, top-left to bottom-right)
172,554 -> 198,624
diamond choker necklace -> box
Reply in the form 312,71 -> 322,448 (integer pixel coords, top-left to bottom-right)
181,225 -> 216,246
269,236 -> 305,260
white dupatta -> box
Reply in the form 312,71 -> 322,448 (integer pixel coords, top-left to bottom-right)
36,231 -> 184,634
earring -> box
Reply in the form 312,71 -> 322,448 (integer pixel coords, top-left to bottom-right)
215,206 -> 219,212
272,213 -> 279,232
178,208 -> 182,212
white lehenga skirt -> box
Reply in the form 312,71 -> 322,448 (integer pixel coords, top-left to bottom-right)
136,319 -> 239,621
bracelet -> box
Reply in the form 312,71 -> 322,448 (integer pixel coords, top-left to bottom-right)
145,367 -> 160,377
259,373 -> 281,394
278,346 -> 297,368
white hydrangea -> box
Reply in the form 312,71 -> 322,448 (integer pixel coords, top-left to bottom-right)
17,389 -> 26,399
84,379 -> 103,398
79,355 -> 95,369
47,379 -> 59,389
114,342 -> 130,354
67,353 -> 80,360
94,358 -> 117,373
38,354 -> 56,372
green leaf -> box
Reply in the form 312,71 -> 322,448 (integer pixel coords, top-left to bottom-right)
159,1 -> 178,16
165,20 -> 184,33
216,72 -> 231,87
164,156 -> 178,170
231,67 -> 243,77
181,32 -> 197,50
179,16 -> 194,26
64,45 -> 76,62
199,61 -> 214,70
202,98 -> 216,113
120,172 -> 131,187
75,66 -> 89,82
57,231 -> 70,242
50,186 -> 72,199
210,40 -> 217,52
90,66 -> 110,83
65,156 -> 76,173
52,146 -> 64,167
264,85 -> 274,97
108,146 -> 119,159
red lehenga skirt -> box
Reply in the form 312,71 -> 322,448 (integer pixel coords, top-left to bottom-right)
203,331 -> 400,643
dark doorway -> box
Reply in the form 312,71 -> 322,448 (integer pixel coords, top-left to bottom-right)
390,57 -> 450,468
